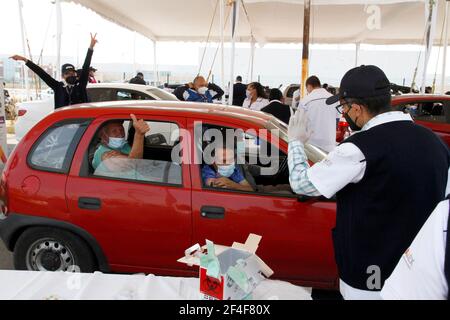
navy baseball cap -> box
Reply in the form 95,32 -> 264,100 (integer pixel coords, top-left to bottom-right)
326,65 -> 391,105
61,63 -> 76,74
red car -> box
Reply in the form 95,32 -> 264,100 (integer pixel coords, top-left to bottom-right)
336,94 -> 450,146
0,101 -> 338,289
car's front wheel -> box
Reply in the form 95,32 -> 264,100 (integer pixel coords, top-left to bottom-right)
14,227 -> 96,273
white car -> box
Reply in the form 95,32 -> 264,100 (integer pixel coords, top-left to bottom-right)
15,83 -> 178,140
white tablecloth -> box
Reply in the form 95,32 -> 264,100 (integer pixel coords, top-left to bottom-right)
0,271 -> 312,300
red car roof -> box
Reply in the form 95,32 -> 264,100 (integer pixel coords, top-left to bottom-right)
52,100 -> 275,128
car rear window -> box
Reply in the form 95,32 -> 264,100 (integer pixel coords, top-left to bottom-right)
28,119 -> 91,173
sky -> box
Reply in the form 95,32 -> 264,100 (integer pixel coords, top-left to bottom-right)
1,0 -> 449,89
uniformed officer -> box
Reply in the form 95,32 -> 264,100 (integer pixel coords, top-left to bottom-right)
287,65 -> 450,299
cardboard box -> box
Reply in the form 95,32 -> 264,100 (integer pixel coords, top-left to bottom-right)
178,234 -> 273,300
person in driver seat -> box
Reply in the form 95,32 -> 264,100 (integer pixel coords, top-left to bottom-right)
92,114 -> 150,173
202,146 -> 254,192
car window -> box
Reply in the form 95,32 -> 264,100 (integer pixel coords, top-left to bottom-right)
29,121 -> 89,173
87,119 -> 182,186
87,88 -> 115,102
286,86 -> 300,98
116,90 -> 154,101
399,101 -> 447,124
196,123 -> 293,197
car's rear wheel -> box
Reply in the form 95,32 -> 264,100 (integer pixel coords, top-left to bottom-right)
14,227 -> 96,272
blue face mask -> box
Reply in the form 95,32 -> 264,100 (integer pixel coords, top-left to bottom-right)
217,164 -> 235,178
108,137 -> 126,149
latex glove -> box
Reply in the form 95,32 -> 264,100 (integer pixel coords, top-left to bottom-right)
288,108 -> 313,144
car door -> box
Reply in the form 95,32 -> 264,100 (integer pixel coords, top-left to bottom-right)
188,118 -> 338,288
65,112 -> 192,274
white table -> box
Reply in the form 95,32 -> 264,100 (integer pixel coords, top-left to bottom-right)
0,270 -> 312,300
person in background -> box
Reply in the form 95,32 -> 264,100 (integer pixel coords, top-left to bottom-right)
89,66 -> 98,83
242,82 -> 269,111
175,76 -> 224,103
298,75 -> 340,153
261,88 -> 293,124
381,193 -> 450,300
288,65 -> 449,300
10,33 -> 98,109
129,72 -> 147,85
232,76 -> 247,106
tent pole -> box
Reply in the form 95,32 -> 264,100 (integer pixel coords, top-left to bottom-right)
220,0 -> 225,104
250,37 -> 255,82
300,0 -> 311,98
421,0 -> 438,94
153,40 -> 159,86
228,0 -> 240,106
18,0 -> 30,100
441,0 -> 450,94
355,42 -> 360,67
55,0 -> 62,81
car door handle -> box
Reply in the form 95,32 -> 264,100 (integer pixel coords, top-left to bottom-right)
200,206 -> 225,219
78,197 -> 101,210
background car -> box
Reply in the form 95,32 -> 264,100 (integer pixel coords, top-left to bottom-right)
282,84 -> 300,107
0,101 -> 338,289
14,83 -> 179,141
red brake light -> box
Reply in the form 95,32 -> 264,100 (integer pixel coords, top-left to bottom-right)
18,109 -> 27,117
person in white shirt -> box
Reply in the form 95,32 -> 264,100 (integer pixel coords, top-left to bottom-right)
288,65 -> 450,300
381,192 -> 450,300
298,76 -> 340,153
242,82 -> 269,111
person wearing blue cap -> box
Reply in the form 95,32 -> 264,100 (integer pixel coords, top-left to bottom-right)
288,65 -> 450,299
10,33 -> 98,109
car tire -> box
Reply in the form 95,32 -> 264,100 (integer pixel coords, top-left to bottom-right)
14,227 -> 97,273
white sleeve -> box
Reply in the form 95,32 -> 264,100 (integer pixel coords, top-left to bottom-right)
381,200 -> 449,300
307,142 -> 366,199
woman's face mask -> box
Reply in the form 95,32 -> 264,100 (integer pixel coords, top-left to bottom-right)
246,90 -> 252,99
217,164 -> 235,178
108,137 -> 127,149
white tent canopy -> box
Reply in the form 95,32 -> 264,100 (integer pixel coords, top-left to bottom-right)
65,0 -> 447,45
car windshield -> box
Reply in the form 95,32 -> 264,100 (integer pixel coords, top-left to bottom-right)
266,118 -> 327,164
147,88 -> 179,101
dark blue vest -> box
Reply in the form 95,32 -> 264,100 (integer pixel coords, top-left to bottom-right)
335,120 -> 449,290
